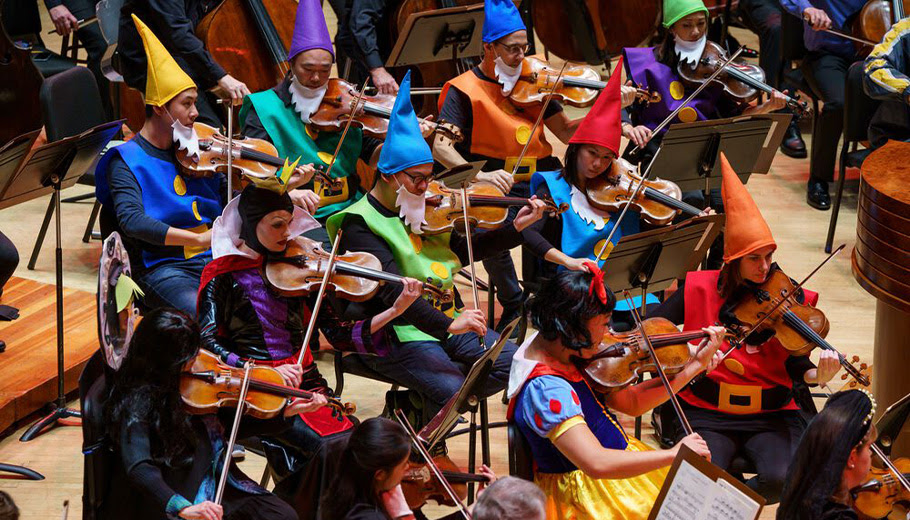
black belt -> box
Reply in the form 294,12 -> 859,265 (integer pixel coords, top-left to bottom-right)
688,377 -> 793,414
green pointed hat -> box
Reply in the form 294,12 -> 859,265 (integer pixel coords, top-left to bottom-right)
663,0 -> 709,27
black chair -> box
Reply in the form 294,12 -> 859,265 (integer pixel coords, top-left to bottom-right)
824,62 -> 880,254
507,422 -> 534,481
80,350 -> 112,520
28,66 -> 108,269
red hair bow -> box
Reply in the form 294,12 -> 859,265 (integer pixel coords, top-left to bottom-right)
583,261 -> 607,304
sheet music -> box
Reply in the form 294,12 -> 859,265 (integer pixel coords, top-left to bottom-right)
654,460 -> 715,520
702,479 -> 760,520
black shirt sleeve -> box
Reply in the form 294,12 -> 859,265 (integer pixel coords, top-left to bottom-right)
349,0 -> 386,70
449,222 -> 524,264
520,182 -> 560,258
140,0 -> 226,88
785,355 -> 816,385
120,420 -> 184,511
241,102 -> 270,141
107,158 -> 171,245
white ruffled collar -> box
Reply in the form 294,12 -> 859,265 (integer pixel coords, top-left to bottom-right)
210,194 -> 321,260
288,78 -> 327,125
570,185 -> 612,231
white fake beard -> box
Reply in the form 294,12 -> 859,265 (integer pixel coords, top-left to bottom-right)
570,185 -> 612,231
395,183 -> 428,235
288,77 -> 327,124
172,119 -> 200,161
494,56 -> 522,95
674,34 -> 707,65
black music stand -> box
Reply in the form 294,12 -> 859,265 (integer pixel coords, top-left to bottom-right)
648,113 -> 791,197
875,392 -> 910,457
386,3 -> 485,69
3,122 -> 120,442
419,318 -> 518,503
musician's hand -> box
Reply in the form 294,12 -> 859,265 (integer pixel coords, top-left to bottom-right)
195,229 -> 213,249
564,257 -> 591,272
621,81 -> 638,108
370,67 -> 399,95
284,393 -> 328,417
675,432 -> 711,461
49,5 -> 79,36
699,207 -> 716,217
692,326 -> 725,373
392,278 -> 423,315
290,189 -> 320,215
758,89 -> 788,113
512,196 -> 547,232
288,163 -> 317,189
622,123 -> 653,148
418,114 -> 436,138
475,169 -> 513,193
179,501 -> 223,520
217,74 -> 251,101
380,484 -> 413,519
804,7 -> 832,30
448,309 -> 487,336
274,363 -> 303,389
815,349 -> 841,387
479,464 -> 497,487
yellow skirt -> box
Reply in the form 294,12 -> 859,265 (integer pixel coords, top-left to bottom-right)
534,438 -> 668,520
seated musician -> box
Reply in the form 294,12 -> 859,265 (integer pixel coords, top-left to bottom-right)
240,0 -> 431,245
103,307 -> 313,520
863,17 -> 910,148
333,0 -> 399,94
117,0 -> 251,125
197,181 -> 422,502
326,71 -> 546,424
649,154 -> 840,503
432,0 -> 588,332
621,0 -> 786,233
508,268 -> 723,520
780,0 -> 866,210
778,390 -> 877,520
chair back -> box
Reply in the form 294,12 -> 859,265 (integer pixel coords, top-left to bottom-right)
507,422 -> 535,481
844,61 -> 881,142
80,350 -> 113,520
40,66 -> 106,142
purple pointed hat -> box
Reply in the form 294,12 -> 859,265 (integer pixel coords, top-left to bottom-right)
288,0 -> 334,61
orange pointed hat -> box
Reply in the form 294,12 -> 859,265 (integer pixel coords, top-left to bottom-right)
720,152 -> 776,262
568,56 -> 624,156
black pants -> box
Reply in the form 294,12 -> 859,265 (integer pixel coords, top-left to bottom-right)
222,485 -> 298,520
0,231 -> 19,298
62,0 -> 112,119
803,52 -> 858,183
738,0 -> 787,91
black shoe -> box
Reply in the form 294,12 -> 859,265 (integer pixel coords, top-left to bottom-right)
780,122 -> 807,159
807,181 -> 831,210
495,305 -> 523,339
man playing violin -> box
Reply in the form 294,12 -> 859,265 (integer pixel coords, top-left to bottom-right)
650,155 -> 841,503
327,71 -> 547,427
198,182 -> 422,512
863,17 -> 910,148
241,0 -> 434,247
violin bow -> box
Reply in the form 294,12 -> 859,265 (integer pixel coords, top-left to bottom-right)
594,147 -> 664,268
214,362 -> 254,506
623,290 -> 694,435
627,47 -> 744,157
393,408 -> 473,519
459,183 -> 487,350
324,79 -> 370,180
297,230 -> 345,365
509,61 -> 568,178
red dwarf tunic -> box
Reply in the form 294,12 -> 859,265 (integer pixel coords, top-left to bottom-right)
678,270 -> 819,415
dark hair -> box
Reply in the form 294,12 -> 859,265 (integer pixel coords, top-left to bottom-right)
321,418 -> 412,519
528,270 -> 616,350
0,491 -> 19,520
717,259 -> 745,300
473,477 -> 546,520
778,390 -> 875,520
105,308 -> 201,467
560,144 -> 584,189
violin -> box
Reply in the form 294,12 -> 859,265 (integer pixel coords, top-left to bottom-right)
175,122 -> 341,190
310,78 -> 463,142
677,41 -> 812,118
422,180 -> 569,235
727,267 -> 869,385
574,317 -> 730,392
585,158 -> 703,226
401,454 -> 489,509
180,349 -> 356,419
264,235 -> 455,303
509,56 -> 661,108
852,458 -> 910,518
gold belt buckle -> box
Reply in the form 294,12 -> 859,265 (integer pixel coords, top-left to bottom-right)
503,156 -> 537,183
718,382 -> 762,414
314,176 -> 349,207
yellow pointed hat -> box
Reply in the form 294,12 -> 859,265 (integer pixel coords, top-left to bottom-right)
131,14 -> 196,107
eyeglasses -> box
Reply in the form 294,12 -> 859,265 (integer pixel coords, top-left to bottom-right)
495,42 -> 530,56
399,170 -> 434,186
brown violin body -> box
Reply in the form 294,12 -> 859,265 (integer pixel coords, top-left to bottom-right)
0,0 -> 43,145
852,457 -> 910,519
422,180 -> 568,235
401,454 -> 489,509
578,317 -> 711,392
677,40 -> 766,103
531,0 -> 659,64
180,349 -> 354,418
585,158 -> 697,226
196,0 -> 296,95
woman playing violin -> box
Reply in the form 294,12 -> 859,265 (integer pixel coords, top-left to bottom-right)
778,390 -> 877,520
103,308 -> 315,520
197,183 -> 422,506
650,155 -> 840,503
508,268 -> 724,520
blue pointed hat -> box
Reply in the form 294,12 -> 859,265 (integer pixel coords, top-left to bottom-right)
482,0 -> 526,43
377,71 -> 434,174
289,0 -> 334,61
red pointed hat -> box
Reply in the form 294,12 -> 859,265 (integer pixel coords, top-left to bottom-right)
568,56 -> 624,155
720,152 -> 776,262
